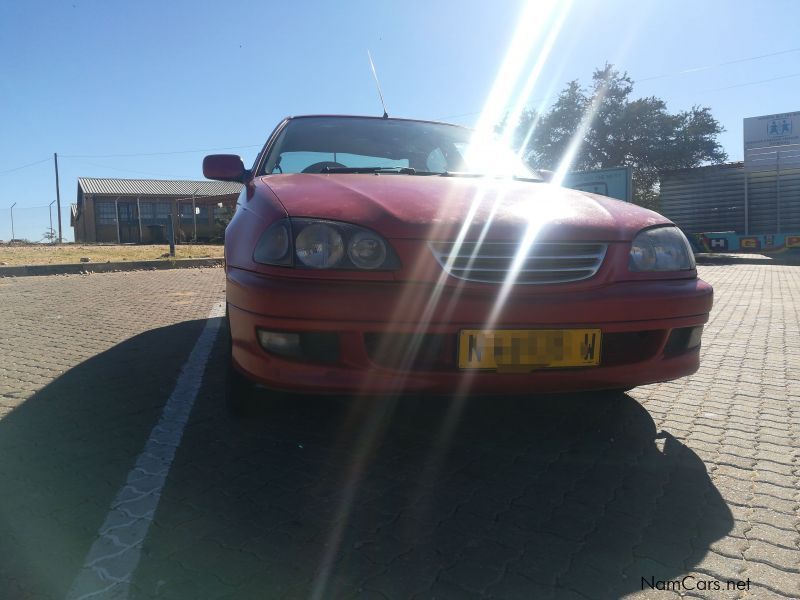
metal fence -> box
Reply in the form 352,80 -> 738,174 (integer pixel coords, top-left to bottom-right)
1,204 -> 59,243
660,162 -> 800,234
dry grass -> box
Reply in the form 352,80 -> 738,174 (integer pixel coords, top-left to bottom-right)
0,243 -> 223,266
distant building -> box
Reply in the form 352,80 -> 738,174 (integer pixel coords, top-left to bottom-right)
71,177 -> 242,243
660,161 -> 800,235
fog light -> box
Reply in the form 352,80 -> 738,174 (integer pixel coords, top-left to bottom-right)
687,326 -> 703,349
257,329 -> 301,358
664,326 -> 704,356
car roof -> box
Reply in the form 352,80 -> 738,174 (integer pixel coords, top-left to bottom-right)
283,114 -> 470,130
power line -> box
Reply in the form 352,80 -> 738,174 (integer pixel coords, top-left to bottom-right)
638,46 -> 800,82
435,46 -> 800,121
703,71 -> 800,92
71,159 -> 182,178
1,143 -> 259,184
0,157 -> 51,176
1,204 -> 51,210
61,143 -> 262,159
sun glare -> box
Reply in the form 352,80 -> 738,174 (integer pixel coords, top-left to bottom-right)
312,2 -> 598,595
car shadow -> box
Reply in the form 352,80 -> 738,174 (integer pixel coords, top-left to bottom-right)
0,320 -> 734,600
134,332 -> 734,600
0,318 -> 210,600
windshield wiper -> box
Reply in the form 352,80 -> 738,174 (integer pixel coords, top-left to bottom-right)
441,171 -> 544,183
321,166 -> 421,175
440,171 -> 483,178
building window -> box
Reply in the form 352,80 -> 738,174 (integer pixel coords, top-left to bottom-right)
96,202 -> 116,225
179,204 -> 192,222
141,201 -> 172,224
180,203 -> 208,222
140,202 -> 155,224
155,202 -> 171,224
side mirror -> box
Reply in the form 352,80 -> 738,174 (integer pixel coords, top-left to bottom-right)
203,154 -> 247,182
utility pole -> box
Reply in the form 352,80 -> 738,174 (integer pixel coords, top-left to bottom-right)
54,153 -> 63,243
10,202 -> 16,241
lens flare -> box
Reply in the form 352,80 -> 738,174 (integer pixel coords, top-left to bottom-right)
470,0 -> 560,148
310,2 -> 601,595
549,80 -> 609,187
498,0 -> 574,149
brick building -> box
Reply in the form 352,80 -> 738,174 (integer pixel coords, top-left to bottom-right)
71,177 -> 242,243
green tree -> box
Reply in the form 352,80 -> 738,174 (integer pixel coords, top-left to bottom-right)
512,65 -> 727,210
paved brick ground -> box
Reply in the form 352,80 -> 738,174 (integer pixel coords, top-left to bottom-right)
0,269 -> 224,599
0,265 -> 798,599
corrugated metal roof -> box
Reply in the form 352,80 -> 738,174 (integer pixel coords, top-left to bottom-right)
77,177 -> 242,197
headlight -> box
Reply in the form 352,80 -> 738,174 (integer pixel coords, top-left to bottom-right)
629,226 -> 695,272
348,231 -> 387,269
296,223 -> 345,268
253,218 -> 399,270
253,219 -> 291,265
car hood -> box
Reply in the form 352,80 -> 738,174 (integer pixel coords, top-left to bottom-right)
259,174 -> 669,242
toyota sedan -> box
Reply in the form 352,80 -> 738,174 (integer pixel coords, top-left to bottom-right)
203,115 -> 712,409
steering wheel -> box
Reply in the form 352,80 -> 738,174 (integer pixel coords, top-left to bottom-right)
301,161 -> 347,173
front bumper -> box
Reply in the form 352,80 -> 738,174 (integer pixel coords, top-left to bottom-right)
226,267 -> 713,395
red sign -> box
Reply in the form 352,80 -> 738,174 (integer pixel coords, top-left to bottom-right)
739,237 -> 761,251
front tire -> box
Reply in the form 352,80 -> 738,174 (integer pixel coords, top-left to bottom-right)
223,304 -> 256,416
226,359 -> 257,416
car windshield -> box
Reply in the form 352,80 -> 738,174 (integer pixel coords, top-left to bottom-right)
261,116 -> 534,178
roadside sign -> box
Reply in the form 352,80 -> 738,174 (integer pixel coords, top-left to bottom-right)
563,167 -> 632,202
743,111 -> 800,171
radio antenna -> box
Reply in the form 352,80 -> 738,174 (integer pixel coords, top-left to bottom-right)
367,50 -> 389,118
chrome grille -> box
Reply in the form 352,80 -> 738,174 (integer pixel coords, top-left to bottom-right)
429,241 -> 607,284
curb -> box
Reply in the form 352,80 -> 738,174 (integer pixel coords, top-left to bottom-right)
0,258 -> 223,278
695,253 -> 800,266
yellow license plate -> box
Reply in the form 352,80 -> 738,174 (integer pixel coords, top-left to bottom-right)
458,329 -> 602,370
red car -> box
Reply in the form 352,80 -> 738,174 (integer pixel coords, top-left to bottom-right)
204,115 -> 712,409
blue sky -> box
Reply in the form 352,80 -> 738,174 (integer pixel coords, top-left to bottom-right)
2,0 -> 799,242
